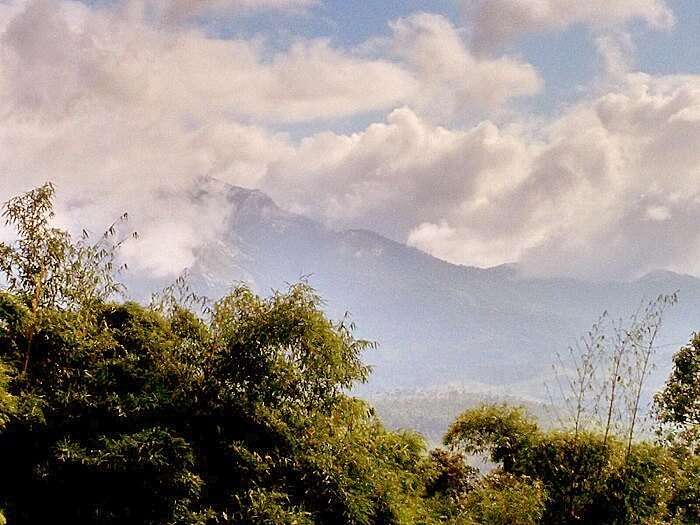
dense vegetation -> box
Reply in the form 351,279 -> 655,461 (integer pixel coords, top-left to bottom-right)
0,185 -> 698,524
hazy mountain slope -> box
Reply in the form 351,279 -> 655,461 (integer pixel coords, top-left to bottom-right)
132,180 -> 700,398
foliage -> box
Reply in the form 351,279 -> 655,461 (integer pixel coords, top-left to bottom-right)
0,283 -> 438,524
655,333 -> 700,450
0,182 -> 131,311
445,404 -> 694,525
665,450 -> 700,524
463,472 -> 545,525
549,294 -> 678,451
444,405 -> 538,471
654,334 -> 700,524
0,362 -> 12,525
426,449 -> 478,499
0,185 -> 440,524
0,362 -> 15,430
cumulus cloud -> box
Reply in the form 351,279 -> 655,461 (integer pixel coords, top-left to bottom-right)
0,0 -> 541,265
1,0 -> 699,282
0,0 -> 419,123
0,0 -> 413,276
263,107 -> 534,240
263,74 -> 700,280
463,0 -> 674,50
1,3 -> 534,126
388,13 -> 542,120
0,0 -> 300,275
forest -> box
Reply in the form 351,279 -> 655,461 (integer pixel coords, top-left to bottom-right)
0,185 -> 699,524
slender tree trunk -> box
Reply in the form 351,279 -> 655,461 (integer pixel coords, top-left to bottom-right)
603,348 -> 623,447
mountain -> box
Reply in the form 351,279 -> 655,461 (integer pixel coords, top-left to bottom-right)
129,179 -> 700,400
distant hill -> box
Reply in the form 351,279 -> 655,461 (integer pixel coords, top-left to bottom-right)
369,388 -> 554,447
126,179 -> 700,400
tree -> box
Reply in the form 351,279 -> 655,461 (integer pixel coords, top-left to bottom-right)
548,313 -> 607,437
549,294 -> 677,452
0,362 -> 15,430
444,404 -> 677,525
0,182 -> 130,310
3,184 -> 697,524
444,405 -> 538,472
0,182 -> 133,375
655,333 -> 700,450
0,185 -> 438,525
463,473 -> 545,525
652,334 -> 700,523
0,362 -> 14,525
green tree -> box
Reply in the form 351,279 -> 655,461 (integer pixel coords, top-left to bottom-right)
655,333 -> 700,450
463,472 -> 545,525
654,334 -> 700,524
0,182 -> 132,376
549,295 -> 677,452
0,361 -> 14,525
5,183 -> 697,525
0,185 -> 438,525
445,404 -> 676,525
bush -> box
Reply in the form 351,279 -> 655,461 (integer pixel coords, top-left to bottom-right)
464,472 -> 545,525
445,404 -> 688,525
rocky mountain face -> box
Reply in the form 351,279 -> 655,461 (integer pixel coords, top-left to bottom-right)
130,180 -> 700,399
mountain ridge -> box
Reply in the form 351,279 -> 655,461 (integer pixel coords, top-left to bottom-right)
129,180 -> 700,398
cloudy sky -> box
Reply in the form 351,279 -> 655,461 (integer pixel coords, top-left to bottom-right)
0,0 -> 699,280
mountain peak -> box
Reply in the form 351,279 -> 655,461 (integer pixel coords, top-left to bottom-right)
195,177 -> 275,207
127,180 -> 700,397
636,269 -> 695,284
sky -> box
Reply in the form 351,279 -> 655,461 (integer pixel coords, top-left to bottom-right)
0,0 -> 699,281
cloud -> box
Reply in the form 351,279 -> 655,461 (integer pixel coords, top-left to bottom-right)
0,0 -> 301,276
0,2 -> 539,129
387,13 -> 542,120
0,0 -> 409,276
263,73 -> 700,280
463,0 -> 674,50
263,107 -> 539,261
594,30 -> 636,78
1,0 -> 698,282
0,0 -> 418,124
117,0 -> 318,25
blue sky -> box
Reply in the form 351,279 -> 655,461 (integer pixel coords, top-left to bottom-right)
636,0 -> 700,73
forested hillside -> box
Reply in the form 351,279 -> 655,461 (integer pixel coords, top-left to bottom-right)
1,186 -> 699,524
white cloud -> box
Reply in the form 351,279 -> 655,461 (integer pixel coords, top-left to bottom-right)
264,73 -> 700,280
0,0 -> 300,276
118,0 -> 318,24
270,107 -> 531,234
645,205 -> 671,222
463,0 -> 674,50
1,0 -> 699,282
388,13 -> 542,120
594,30 -> 636,78
0,1 -> 418,124
0,2 -> 540,129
